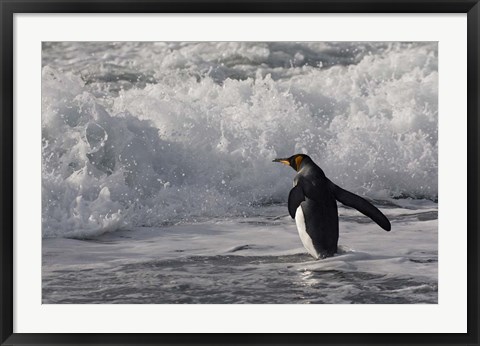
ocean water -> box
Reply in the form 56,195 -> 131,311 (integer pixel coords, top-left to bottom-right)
42,42 -> 438,304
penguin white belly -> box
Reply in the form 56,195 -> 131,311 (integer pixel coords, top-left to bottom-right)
295,206 -> 320,259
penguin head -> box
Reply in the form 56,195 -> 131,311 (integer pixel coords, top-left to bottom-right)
273,154 -> 310,172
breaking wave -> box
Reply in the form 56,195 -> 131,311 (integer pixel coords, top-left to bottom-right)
42,42 -> 437,237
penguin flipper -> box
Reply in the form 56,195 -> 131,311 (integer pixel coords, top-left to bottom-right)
329,180 -> 391,231
288,185 -> 305,219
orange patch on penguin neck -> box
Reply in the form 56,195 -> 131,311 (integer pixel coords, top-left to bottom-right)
295,156 -> 303,171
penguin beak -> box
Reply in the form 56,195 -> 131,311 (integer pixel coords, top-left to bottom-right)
272,158 -> 290,166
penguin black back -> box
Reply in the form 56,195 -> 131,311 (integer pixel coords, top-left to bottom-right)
273,154 -> 391,259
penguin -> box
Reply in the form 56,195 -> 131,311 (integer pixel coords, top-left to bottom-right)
273,154 -> 391,259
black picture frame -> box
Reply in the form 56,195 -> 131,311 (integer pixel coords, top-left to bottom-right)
1,1 -> 479,345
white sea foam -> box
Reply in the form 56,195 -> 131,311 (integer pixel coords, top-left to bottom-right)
42,203 -> 438,303
42,42 -> 437,237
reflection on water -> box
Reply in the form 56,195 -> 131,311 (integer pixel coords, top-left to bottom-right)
43,253 -> 437,304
